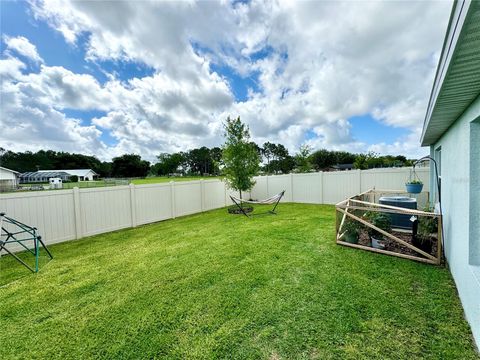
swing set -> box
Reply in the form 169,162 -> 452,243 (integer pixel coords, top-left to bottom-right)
0,212 -> 52,273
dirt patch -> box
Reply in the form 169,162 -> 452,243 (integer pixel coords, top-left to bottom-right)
357,230 -> 438,258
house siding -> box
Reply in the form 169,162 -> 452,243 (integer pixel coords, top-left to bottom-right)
432,94 -> 480,347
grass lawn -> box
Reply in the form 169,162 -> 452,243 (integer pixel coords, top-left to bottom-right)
131,176 -> 221,185
0,204 -> 477,359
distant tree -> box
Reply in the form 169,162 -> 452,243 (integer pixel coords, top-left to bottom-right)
210,147 -> 223,175
262,142 -> 276,174
111,154 -> 150,178
333,151 -> 356,165
69,175 -> 79,182
222,116 -> 260,199
353,153 -> 368,170
152,152 -> 186,176
310,149 -> 337,170
295,145 -> 313,173
187,147 -> 213,175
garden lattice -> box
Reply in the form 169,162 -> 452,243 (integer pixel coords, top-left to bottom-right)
335,189 -> 443,265
0,213 -> 52,273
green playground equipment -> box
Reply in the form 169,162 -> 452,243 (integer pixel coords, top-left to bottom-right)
0,212 -> 53,273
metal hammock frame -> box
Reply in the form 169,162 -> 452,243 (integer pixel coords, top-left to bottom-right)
0,212 -> 52,273
229,190 -> 285,218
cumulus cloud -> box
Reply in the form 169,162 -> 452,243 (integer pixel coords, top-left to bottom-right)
0,0 -> 452,160
3,35 -> 44,63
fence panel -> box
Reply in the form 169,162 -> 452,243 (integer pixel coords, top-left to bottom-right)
174,182 -> 202,217
360,167 -> 429,192
323,171 -> 361,204
291,173 -> 322,203
79,186 -> 132,237
204,180 -> 226,210
135,183 -> 173,225
266,175 -> 291,202
250,176 -> 267,200
0,190 -> 76,246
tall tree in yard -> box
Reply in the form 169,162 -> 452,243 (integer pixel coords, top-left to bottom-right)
222,116 -> 260,199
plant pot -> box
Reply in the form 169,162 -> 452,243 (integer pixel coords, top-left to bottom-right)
371,236 -> 385,249
412,236 -> 433,254
343,232 -> 359,244
405,183 -> 423,194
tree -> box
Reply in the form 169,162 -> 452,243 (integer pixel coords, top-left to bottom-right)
210,147 -> 223,175
262,142 -> 276,174
221,116 -> 260,199
152,152 -> 186,176
295,145 -> 313,173
310,149 -> 337,170
111,154 -> 150,178
187,147 -> 213,175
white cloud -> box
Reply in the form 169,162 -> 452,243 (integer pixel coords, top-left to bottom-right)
3,35 -> 44,63
0,0 -> 452,160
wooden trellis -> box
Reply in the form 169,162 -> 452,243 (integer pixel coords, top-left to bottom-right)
335,189 -> 442,265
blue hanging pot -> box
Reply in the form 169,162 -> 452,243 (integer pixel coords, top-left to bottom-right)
405,182 -> 423,193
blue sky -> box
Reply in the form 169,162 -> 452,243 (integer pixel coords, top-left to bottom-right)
0,0 -> 451,160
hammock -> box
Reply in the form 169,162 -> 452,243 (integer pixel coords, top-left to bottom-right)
229,190 -> 285,217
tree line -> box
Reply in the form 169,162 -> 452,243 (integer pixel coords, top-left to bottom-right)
0,144 -> 413,179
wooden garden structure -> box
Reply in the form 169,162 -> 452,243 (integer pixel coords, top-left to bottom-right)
336,189 -> 443,265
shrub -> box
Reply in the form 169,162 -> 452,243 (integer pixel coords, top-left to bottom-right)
406,179 -> 423,185
364,211 -> 391,239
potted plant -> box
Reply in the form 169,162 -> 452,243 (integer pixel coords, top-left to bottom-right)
405,179 -> 423,194
364,211 -> 391,249
412,207 -> 438,254
342,218 -> 362,244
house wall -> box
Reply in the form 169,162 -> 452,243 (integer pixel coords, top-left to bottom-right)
0,168 -> 18,189
431,94 -> 480,347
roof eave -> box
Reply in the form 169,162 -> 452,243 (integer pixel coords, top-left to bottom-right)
420,0 -> 472,146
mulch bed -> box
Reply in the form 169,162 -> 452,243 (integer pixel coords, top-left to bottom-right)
227,205 -> 254,215
357,230 -> 438,258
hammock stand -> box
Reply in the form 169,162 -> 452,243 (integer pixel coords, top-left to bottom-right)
229,190 -> 285,218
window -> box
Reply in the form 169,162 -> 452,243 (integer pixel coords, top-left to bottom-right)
470,119 -> 479,266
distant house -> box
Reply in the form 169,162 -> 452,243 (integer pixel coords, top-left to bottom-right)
19,169 -> 99,183
332,163 -> 354,171
421,0 -> 480,348
20,171 -> 72,183
0,166 -> 20,189
38,169 -> 98,181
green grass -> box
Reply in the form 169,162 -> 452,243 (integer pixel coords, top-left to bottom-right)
131,176 -> 221,185
0,204 -> 477,359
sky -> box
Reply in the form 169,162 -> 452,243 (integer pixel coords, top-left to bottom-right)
0,0 -> 452,161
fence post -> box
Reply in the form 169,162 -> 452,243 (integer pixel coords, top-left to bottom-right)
266,175 -> 269,197
290,173 -> 294,202
357,169 -> 362,194
72,187 -> 83,239
170,181 -> 176,219
319,171 -> 324,204
129,183 -> 137,227
224,181 -> 228,206
200,179 -> 205,212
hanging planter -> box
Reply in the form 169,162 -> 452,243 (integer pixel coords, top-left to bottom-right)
406,167 -> 423,193
405,181 -> 423,194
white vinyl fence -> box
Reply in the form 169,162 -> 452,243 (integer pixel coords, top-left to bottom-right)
251,166 -> 429,205
0,167 -> 429,251
0,180 -> 238,252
